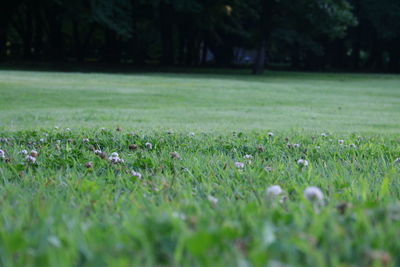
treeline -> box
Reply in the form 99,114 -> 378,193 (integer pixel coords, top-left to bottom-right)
1,0 -> 399,73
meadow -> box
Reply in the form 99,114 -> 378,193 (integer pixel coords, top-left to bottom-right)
0,70 -> 399,266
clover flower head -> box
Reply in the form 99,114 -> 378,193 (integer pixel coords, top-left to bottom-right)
207,195 -> 218,205
268,132 -> 274,137
94,149 -> 102,155
145,142 -> 153,149
131,170 -> 142,179
19,150 -> 28,155
234,161 -> 245,169
82,138 -> 89,143
297,159 -> 308,167
266,185 -> 283,198
0,149 -> 4,158
321,133 -> 327,137
303,186 -> 324,202
25,155 -> 36,163
349,143 -> 356,148
338,139 -> 344,145
293,144 -> 301,148
30,150 -> 38,157
244,154 -> 253,160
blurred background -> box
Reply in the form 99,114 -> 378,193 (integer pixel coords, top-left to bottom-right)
1,0 -> 399,73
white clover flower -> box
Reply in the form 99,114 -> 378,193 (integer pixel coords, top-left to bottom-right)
25,155 -> 36,163
19,150 -> 28,155
0,149 -> 5,158
30,150 -> 38,157
108,152 -> 123,164
349,144 -> 356,148
145,142 -> 153,149
293,144 -> 301,148
321,133 -> 327,137
244,154 -> 253,160
82,138 -> 89,143
303,186 -> 324,203
265,185 -> 283,198
39,138 -> 45,143
297,159 -> 309,167
131,170 -> 142,179
338,139 -> 344,145
207,195 -> 218,205
111,152 -> 119,157
188,132 -> 195,137
268,132 -> 274,137
94,150 -> 102,155
394,158 -> 400,164
234,162 -> 245,169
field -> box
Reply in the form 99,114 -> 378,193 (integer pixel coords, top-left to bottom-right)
0,70 -> 400,266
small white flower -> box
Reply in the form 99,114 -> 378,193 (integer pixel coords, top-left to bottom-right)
0,149 -> 5,158
303,186 -> 324,203
234,162 -> 245,169
207,195 -> 218,205
297,159 -> 308,167
293,144 -> 301,148
39,138 -> 45,143
111,152 -> 119,157
265,185 -> 283,198
244,154 -> 253,160
315,146 -> 321,149
145,142 -> 153,149
19,150 -> 28,155
25,155 -> 36,163
131,170 -> 142,179
338,139 -> 344,145
82,138 -> 89,143
94,150 -> 102,155
188,132 -> 195,137
30,150 -> 38,157
321,133 -> 327,137
268,132 -> 274,137
349,144 -> 356,148
108,152 -> 123,164
394,158 -> 400,164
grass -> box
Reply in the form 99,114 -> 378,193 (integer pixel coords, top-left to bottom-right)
0,70 -> 399,132
0,70 -> 399,266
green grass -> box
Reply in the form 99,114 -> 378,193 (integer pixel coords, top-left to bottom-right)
0,70 -> 399,266
0,70 -> 399,132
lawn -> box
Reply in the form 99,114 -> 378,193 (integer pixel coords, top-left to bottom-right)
0,70 -> 399,266
0,70 -> 399,132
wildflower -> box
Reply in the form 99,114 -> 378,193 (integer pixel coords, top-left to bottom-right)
293,144 -> 301,148
170,151 -> 181,159
82,138 -> 89,143
94,149 -> 102,155
338,139 -> 344,145
30,150 -> 38,157
108,152 -> 124,164
145,142 -> 153,149
0,149 -> 4,159
0,138 -> 8,143
131,170 -> 142,179
268,132 -> 274,137
188,132 -> 195,137
265,185 -> 283,198
244,154 -> 253,160
321,133 -> 327,137
207,195 -> 218,205
234,162 -> 245,169
394,158 -> 400,164
297,159 -> 308,167
303,186 -> 324,203
25,155 -> 36,164
349,143 -> 356,148
19,150 -> 28,155
128,144 -> 137,150
39,138 -> 45,143
85,162 -> 93,168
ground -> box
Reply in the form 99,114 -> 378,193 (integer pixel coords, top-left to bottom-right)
0,70 -> 399,266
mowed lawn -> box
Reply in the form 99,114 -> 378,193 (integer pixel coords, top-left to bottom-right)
0,70 -> 399,132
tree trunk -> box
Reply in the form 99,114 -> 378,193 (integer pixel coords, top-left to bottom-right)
252,39 -> 266,74
159,0 -> 174,65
